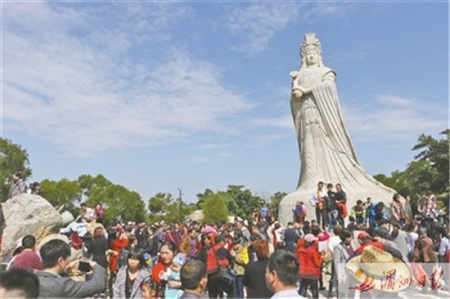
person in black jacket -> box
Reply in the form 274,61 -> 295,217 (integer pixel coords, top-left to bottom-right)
145,226 -> 160,257
326,183 -> 339,231
195,233 -> 212,265
243,239 -> 274,298
85,226 -> 109,268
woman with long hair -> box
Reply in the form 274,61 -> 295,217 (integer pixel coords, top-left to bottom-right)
243,239 -> 274,298
112,248 -> 151,299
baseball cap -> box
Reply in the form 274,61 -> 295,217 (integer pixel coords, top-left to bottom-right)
358,231 -> 371,240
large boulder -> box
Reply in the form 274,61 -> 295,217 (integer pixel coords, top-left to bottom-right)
1,193 -> 63,258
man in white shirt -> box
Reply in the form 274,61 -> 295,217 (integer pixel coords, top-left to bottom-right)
265,250 -> 306,299
309,181 -> 328,230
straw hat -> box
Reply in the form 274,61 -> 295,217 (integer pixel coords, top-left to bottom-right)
346,245 -> 411,292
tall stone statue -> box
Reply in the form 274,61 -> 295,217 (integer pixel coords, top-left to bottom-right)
279,33 -> 398,224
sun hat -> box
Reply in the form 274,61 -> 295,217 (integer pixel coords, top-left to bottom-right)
346,245 -> 411,292
304,234 -> 318,242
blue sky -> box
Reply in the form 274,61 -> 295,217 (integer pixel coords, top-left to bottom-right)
2,1 -> 448,204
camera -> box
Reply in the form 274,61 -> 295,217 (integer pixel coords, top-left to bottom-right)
78,261 -> 92,272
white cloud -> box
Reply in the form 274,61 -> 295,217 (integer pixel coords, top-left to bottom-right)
227,3 -> 301,53
226,2 -> 355,54
343,94 -> 447,142
2,2 -> 252,156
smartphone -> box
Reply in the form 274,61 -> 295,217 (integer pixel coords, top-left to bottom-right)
78,261 -> 91,272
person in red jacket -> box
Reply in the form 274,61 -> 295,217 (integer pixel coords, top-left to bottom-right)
297,234 -> 324,298
206,234 -> 234,298
108,225 -> 129,294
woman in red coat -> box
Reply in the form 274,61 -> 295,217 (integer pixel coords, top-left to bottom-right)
108,226 -> 128,295
297,234 -> 323,298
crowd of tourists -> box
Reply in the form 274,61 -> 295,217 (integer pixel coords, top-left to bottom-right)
1,178 -> 449,299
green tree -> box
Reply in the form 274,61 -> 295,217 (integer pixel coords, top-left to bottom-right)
88,184 -> 148,224
78,174 -> 111,199
203,193 -> 229,225
148,192 -> 194,223
40,178 -> 81,213
373,171 -> 405,195
0,138 -> 32,201
196,188 -> 215,209
269,191 -> 287,219
412,129 -> 449,194
223,185 -> 265,220
374,129 -> 449,205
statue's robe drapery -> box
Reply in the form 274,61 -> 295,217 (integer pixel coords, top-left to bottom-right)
280,65 -> 398,224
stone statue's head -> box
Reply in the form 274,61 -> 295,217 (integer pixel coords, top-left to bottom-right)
300,33 -> 323,67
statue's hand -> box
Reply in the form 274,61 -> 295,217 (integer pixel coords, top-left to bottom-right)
299,86 -> 311,94
292,88 -> 303,99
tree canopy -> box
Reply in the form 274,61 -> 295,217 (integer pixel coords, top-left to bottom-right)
202,193 -> 229,225
40,174 -> 148,224
197,185 -> 266,221
147,192 -> 194,223
0,138 -> 32,201
374,129 -> 449,205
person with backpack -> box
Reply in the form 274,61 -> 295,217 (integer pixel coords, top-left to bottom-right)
206,234 -> 234,298
293,201 -> 304,224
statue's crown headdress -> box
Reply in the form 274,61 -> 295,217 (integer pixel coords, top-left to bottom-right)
300,33 -> 322,58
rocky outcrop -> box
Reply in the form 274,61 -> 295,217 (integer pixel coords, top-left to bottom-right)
1,193 -> 62,258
